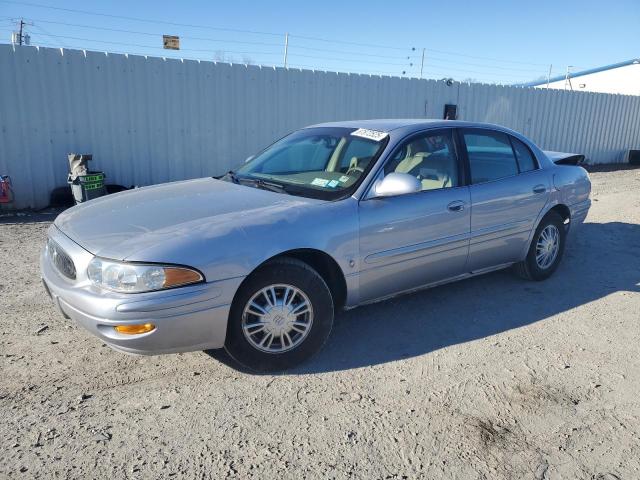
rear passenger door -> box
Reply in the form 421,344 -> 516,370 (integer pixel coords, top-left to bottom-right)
460,128 -> 550,272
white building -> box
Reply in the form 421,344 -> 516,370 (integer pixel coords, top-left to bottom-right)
523,59 -> 640,96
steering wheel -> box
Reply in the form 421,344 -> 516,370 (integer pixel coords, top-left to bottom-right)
346,165 -> 364,176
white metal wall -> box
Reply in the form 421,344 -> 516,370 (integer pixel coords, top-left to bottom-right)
1,44 -> 639,209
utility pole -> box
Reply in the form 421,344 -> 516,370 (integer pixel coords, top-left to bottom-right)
12,18 -> 32,46
18,18 -> 24,45
420,48 -> 425,79
283,32 -> 289,68
546,64 -> 553,89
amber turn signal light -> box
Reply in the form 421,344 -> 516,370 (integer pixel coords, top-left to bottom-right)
114,323 -> 156,335
163,268 -> 203,288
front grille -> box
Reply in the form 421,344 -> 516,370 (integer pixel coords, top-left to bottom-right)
48,238 -> 76,280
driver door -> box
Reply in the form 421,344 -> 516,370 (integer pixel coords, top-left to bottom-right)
357,128 -> 471,303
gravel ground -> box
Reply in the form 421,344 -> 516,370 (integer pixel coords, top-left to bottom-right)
1,168 -> 639,479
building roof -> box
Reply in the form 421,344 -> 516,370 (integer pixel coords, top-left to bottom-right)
519,58 -> 640,87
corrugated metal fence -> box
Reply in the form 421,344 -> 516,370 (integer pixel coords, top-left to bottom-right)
1,44 -> 639,209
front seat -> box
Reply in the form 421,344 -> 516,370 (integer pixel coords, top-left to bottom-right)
396,152 -> 457,190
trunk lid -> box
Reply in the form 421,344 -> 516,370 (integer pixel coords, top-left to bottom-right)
544,151 -> 585,165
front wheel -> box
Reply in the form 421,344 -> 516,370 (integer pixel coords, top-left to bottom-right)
514,211 -> 566,281
224,258 -> 334,372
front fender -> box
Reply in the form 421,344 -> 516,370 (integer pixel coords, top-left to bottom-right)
125,198 -> 360,286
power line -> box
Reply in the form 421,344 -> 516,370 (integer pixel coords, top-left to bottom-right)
30,22 -> 69,48
20,30 -> 538,79
23,18 -> 285,48
286,52 -> 540,78
10,21 -> 546,76
21,16 -> 549,73
1,31 -> 539,83
423,47 -> 548,67
10,29 -> 408,67
290,34 -> 409,51
23,31 -> 282,56
23,17 -> 421,61
0,0 -> 282,36
0,0 -> 559,69
3,29 -> 540,82
0,1 -> 562,83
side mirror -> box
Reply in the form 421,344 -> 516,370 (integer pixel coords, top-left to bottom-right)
245,155 -> 255,163
373,173 -> 421,197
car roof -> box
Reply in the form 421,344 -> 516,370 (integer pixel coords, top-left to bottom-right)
305,119 -> 510,134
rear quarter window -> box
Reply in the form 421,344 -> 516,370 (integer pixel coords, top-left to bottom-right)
510,137 -> 538,172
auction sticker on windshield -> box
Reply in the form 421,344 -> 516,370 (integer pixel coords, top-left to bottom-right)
351,128 -> 388,141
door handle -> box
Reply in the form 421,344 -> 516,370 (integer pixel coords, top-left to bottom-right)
532,184 -> 547,194
447,200 -> 465,212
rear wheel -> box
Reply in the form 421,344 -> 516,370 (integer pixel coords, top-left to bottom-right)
225,258 -> 334,372
514,211 -> 566,281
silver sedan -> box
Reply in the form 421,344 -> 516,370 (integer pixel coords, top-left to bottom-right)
41,120 -> 591,371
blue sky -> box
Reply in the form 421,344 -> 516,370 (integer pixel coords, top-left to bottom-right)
1,0 -> 638,84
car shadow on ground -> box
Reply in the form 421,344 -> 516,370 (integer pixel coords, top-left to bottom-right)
209,222 -> 640,374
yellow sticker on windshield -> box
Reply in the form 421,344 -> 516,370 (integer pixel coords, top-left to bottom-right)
351,128 -> 388,141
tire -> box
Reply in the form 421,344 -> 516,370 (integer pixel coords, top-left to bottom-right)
514,211 -> 566,281
224,257 -> 334,372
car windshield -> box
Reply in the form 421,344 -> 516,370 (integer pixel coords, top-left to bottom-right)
232,127 -> 388,200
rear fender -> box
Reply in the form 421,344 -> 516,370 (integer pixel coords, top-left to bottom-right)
518,163 -> 591,260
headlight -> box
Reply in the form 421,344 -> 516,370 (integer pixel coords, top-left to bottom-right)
87,258 -> 203,293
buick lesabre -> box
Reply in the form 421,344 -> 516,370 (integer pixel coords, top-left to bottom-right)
41,120 -> 591,371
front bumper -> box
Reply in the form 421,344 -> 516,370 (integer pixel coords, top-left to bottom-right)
41,225 -> 244,355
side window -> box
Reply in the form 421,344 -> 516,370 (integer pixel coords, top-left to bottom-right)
384,130 -> 459,191
510,137 -> 537,172
463,130 -> 519,184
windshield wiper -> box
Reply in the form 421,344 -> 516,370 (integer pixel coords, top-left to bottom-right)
221,171 -> 289,194
242,178 -> 289,194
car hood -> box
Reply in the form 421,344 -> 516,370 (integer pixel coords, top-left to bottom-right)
55,178 -> 321,260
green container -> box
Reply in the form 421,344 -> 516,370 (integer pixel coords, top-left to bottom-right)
69,171 -> 106,204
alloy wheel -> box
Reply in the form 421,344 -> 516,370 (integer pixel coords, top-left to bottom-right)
241,284 -> 314,353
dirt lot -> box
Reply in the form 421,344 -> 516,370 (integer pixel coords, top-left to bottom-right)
1,168 -> 639,479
